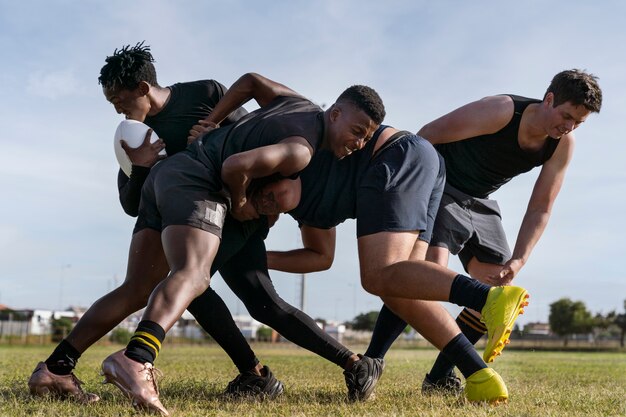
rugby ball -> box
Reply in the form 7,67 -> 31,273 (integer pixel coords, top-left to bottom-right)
113,119 -> 166,176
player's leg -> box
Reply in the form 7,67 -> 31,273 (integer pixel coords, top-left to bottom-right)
363,305 -> 408,360
101,156 -> 224,415
187,289 -> 260,364
28,227 -> 168,402
359,234 -> 509,403
101,225 -> 220,416
186,218 -> 285,398
455,203 -> 518,363
424,209 -> 520,390
219,231 -> 382,401
222,230 -> 355,367
364,150 -> 446,362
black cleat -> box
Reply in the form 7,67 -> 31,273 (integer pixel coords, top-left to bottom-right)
223,365 -> 284,400
343,354 -> 385,401
421,373 -> 463,395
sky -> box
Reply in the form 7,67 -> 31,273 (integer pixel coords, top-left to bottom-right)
0,0 -> 625,328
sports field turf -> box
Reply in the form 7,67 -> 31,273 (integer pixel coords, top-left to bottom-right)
1,344 -> 624,416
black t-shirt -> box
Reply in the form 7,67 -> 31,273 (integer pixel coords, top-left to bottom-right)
188,95 -> 325,178
435,95 -> 560,198
288,126 -> 380,229
117,79 -> 248,216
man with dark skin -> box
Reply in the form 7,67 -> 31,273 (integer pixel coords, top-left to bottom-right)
190,84 -> 532,406
27,42 -> 284,403
96,71 -> 384,415
28,44 -> 385,412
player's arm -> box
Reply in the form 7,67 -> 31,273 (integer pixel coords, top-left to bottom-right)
116,130 -> 165,216
117,168 -> 148,217
189,73 -> 302,140
497,134 -> 575,283
417,95 -> 514,144
267,226 -> 336,273
207,80 -> 248,127
221,137 -> 313,221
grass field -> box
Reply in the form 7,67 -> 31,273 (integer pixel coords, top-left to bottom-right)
1,344 -> 625,417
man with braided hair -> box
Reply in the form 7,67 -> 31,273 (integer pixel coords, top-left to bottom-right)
29,42 -> 386,414
99,42 -> 248,215
27,42 -> 286,404
98,71 -> 383,415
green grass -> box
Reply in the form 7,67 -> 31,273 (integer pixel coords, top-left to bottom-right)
1,344 -> 625,416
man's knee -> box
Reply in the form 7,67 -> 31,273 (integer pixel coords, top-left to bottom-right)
360,269 -> 387,296
117,281 -> 152,310
170,266 -> 212,297
245,297 -> 289,325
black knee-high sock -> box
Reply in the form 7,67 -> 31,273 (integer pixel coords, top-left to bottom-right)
188,289 -> 260,374
440,333 -> 486,379
448,274 -> 491,311
45,339 -> 81,375
364,305 -> 407,359
125,320 -> 166,365
427,308 -> 487,380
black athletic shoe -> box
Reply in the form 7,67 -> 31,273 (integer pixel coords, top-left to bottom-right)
223,365 -> 284,400
421,372 -> 463,395
344,354 -> 385,401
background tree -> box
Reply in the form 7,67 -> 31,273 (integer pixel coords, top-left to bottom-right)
109,327 -> 132,344
256,326 -> 272,342
349,311 -> 379,331
614,299 -> 626,348
549,298 -> 593,346
50,317 -> 74,343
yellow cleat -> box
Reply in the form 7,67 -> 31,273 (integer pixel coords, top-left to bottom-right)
464,368 -> 508,404
481,286 -> 529,363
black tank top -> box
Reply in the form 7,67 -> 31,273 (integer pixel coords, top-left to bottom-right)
435,95 -> 560,198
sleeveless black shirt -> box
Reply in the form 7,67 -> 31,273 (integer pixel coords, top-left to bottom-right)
435,95 -> 560,198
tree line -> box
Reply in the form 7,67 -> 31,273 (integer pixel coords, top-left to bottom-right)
548,298 -> 626,347
347,298 -> 626,347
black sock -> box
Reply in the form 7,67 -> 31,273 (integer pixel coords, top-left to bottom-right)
364,305 -> 407,359
427,308 -> 488,381
441,333 -> 486,379
448,274 -> 491,312
45,339 -> 81,375
125,320 -> 166,365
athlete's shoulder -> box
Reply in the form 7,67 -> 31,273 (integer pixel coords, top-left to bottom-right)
505,94 -> 541,104
170,79 -> 225,91
267,94 -> 321,113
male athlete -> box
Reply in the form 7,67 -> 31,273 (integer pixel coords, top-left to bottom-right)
97,68 -> 384,415
28,42 -> 281,403
28,44 -> 385,414
363,69 -> 603,394
193,81 -> 533,405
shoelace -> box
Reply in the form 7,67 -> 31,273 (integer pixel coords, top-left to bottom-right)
68,373 -> 87,392
138,364 -> 164,396
69,373 -> 84,386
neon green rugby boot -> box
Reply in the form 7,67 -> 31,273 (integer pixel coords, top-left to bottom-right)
481,286 -> 530,363
464,368 -> 508,404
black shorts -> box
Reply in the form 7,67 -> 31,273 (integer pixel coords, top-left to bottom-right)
430,183 -> 511,271
133,152 -> 229,238
356,134 -> 445,241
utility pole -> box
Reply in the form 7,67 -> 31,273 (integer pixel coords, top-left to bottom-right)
299,273 -> 306,312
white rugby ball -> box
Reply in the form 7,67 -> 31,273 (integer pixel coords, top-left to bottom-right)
113,119 -> 166,176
